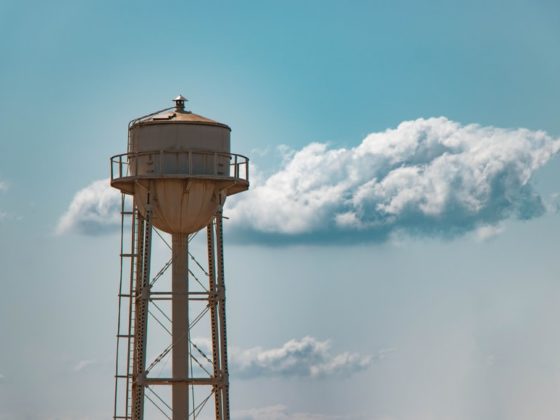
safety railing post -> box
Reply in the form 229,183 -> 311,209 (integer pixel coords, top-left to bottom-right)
213,152 -> 217,176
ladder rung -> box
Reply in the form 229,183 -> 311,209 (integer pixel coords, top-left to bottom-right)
120,253 -> 137,257
117,334 -> 133,338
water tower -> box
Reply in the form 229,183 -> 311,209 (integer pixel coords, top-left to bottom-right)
110,96 -> 249,420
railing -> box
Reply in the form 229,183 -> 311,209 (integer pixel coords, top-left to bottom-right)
110,150 -> 249,183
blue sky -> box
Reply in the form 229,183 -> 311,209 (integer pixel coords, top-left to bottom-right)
1,1 -> 560,419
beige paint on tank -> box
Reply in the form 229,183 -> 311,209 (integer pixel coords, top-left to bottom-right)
135,178 -> 226,234
114,107 -> 247,234
110,97 -> 248,420
130,122 -> 230,154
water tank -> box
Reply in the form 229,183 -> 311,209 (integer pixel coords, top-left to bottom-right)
111,96 -> 249,234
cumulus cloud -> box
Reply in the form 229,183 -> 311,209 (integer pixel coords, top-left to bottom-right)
227,336 -> 372,379
59,118 -> 560,241
150,337 -> 375,381
56,179 -> 121,235
233,404 -> 366,420
226,117 -> 560,243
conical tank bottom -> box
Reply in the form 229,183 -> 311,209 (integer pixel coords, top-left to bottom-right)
135,179 -> 225,234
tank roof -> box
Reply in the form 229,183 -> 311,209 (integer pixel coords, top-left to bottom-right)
132,110 -> 231,130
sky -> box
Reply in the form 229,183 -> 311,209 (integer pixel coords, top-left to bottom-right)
1,0 -> 560,419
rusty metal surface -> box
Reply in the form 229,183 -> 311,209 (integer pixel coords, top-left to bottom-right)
134,111 -> 231,130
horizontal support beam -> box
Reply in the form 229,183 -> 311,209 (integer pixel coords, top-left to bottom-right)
144,377 -> 226,386
149,297 -> 212,301
149,291 -> 210,296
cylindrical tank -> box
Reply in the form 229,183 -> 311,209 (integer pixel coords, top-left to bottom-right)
129,107 -> 231,177
112,96 -> 249,234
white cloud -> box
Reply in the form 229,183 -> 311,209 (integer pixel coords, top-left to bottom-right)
0,180 -> 9,223
56,179 -> 121,235
228,336 -> 372,379
544,192 -> 560,214
60,118 -> 560,242
233,405 -> 367,420
149,337 -> 375,381
473,224 -> 505,241
73,359 -> 96,372
226,117 -> 560,243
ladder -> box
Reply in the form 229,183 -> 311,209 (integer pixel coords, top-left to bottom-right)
113,197 -> 142,420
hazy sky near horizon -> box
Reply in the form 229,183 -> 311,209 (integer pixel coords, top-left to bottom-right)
1,1 -> 560,419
